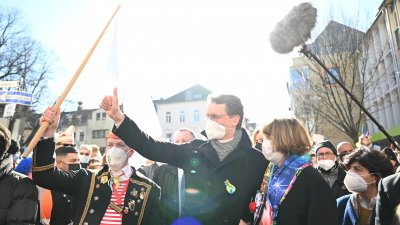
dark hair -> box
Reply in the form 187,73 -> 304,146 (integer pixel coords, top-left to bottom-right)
209,94 -> 244,130
0,124 -> 11,157
343,147 -> 394,183
7,139 -> 20,155
55,146 -> 78,157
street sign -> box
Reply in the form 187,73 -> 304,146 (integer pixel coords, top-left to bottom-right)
3,103 -> 16,117
0,81 -> 20,89
0,91 -> 33,105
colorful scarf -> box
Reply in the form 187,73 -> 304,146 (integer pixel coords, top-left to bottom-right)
267,154 -> 311,224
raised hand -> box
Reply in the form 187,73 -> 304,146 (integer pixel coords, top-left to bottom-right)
40,106 -> 61,138
100,87 -> 125,124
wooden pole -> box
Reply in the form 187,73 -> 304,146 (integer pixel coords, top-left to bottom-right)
23,5 -> 121,158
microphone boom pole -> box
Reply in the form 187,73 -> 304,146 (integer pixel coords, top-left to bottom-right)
300,44 -> 400,150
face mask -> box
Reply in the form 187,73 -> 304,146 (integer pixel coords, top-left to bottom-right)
205,119 -> 226,140
255,142 -> 262,151
79,155 -> 89,164
262,140 -> 284,164
344,171 -> 373,193
318,160 -> 335,171
106,147 -> 129,172
68,163 -> 81,171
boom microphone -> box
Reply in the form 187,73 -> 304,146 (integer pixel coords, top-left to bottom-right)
269,2 -> 317,54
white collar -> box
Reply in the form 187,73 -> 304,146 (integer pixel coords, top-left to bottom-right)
109,164 -> 133,181
357,194 -> 377,210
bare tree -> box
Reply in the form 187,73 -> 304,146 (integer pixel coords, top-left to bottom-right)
289,19 -> 386,143
0,7 -> 55,143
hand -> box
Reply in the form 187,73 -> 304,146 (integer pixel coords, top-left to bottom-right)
40,106 -> 61,138
100,87 -> 125,124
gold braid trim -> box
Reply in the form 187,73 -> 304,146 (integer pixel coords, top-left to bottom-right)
32,164 -> 54,172
32,142 -> 55,172
130,178 -> 152,225
79,173 -> 96,225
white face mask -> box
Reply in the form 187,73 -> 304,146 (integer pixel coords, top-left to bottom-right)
262,140 -> 284,164
318,159 -> 335,171
343,170 -> 373,193
79,155 -> 89,164
205,119 -> 226,140
106,147 -> 129,172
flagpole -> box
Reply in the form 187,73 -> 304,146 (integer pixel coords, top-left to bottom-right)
23,5 -> 121,158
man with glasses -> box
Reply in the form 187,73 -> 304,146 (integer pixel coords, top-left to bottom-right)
314,140 -> 350,199
100,88 -> 268,225
336,141 -> 354,163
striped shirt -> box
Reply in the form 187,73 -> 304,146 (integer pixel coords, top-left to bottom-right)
100,181 -> 128,225
101,165 -> 133,225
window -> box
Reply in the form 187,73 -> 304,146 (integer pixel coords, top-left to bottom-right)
102,112 -> 106,120
193,110 -> 200,122
92,129 -> 108,139
96,113 -> 101,120
179,111 -> 185,123
325,67 -> 339,84
166,112 -> 171,123
79,132 -> 85,142
289,67 -> 309,89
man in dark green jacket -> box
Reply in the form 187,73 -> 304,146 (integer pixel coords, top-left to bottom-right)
100,88 -> 268,225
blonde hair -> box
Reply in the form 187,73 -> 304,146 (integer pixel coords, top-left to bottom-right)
262,118 -> 312,155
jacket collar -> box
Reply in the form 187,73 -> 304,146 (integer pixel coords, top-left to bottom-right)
201,128 -> 252,148
201,128 -> 252,167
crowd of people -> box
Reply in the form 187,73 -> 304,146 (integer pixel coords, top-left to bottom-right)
0,88 -> 400,225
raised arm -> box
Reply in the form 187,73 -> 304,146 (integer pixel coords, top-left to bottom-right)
32,106 -> 87,197
101,88 -> 195,168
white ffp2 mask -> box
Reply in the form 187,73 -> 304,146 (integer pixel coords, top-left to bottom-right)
205,119 -> 226,140
262,139 -> 284,164
106,147 -> 129,172
343,170 -> 372,193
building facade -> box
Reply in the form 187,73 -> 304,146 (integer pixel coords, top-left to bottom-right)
289,21 -> 365,145
153,84 -> 211,141
364,0 -> 400,146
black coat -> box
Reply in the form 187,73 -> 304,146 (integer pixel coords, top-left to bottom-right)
113,116 -> 268,225
265,166 -> 339,225
50,190 -> 76,225
318,164 -> 351,199
376,172 -> 400,225
32,138 -> 161,225
0,154 -> 39,225
152,164 -> 180,225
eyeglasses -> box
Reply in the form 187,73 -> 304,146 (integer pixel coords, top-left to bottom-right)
205,113 -> 228,120
317,152 -> 335,158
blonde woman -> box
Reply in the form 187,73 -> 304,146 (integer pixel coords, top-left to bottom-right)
251,118 -> 338,225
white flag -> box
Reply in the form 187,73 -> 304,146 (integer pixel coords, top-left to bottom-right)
106,4 -> 162,169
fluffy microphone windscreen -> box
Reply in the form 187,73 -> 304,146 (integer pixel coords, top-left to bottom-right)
269,2 -> 317,54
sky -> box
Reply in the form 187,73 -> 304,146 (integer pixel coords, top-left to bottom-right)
1,0 -> 382,126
